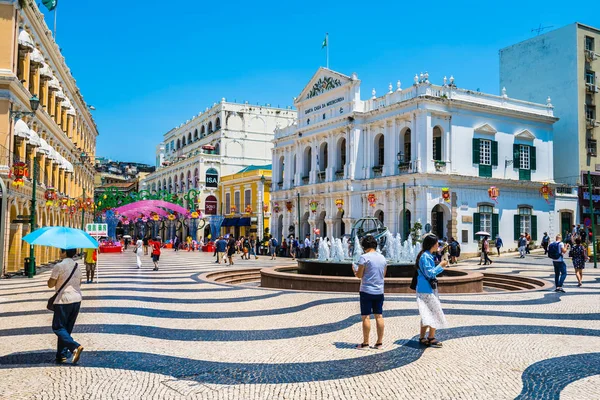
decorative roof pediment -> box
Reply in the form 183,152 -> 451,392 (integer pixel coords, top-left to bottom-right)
474,123 -> 497,135
295,67 -> 352,104
515,129 -> 535,140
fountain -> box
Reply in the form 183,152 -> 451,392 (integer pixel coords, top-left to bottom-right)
260,217 -> 487,293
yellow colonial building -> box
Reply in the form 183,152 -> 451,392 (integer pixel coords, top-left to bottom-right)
220,165 -> 271,239
0,1 -> 97,275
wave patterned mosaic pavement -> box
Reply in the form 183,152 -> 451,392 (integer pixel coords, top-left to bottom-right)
0,251 -> 599,399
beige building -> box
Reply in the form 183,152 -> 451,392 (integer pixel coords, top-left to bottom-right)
0,1 -> 97,275
500,23 -> 600,233
501,23 -> 600,186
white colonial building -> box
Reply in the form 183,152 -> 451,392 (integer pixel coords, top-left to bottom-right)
141,99 -> 296,220
271,68 -> 578,253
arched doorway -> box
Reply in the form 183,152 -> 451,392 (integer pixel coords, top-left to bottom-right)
316,211 -> 326,238
431,204 -> 447,238
301,211 -> 310,238
375,209 -> 384,224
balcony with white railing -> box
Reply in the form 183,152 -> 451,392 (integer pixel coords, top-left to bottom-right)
274,121 -> 298,140
586,82 -> 599,93
587,118 -> 600,130
361,74 -> 554,117
398,160 -> 419,174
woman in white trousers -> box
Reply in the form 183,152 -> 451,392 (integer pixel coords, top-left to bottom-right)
135,236 -> 143,268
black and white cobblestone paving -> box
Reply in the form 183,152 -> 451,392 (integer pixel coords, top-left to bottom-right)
0,249 -> 599,399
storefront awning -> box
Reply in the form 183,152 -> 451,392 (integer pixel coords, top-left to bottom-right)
238,217 -> 251,226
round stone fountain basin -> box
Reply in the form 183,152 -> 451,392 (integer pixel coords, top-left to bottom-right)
261,260 -> 484,294
297,259 -> 418,277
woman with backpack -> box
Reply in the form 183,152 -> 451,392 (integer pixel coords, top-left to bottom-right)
569,237 -> 587,287
414,233 -> 448,348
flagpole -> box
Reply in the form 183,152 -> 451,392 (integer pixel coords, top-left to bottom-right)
326,33 -> 329,69
53,6 -> 57,39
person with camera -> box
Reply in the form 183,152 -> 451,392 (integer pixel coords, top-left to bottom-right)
415,233 -> 448,348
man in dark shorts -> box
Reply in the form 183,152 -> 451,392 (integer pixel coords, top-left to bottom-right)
353,235 -> 387,349
150,237 -> 161,271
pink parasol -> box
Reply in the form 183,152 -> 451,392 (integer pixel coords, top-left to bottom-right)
113,200 -> 189,215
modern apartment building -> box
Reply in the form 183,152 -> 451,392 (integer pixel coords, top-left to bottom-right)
500,23 -> 600,230
500,23 -> 600,186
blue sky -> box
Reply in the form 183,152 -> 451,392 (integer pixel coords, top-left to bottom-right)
42,0 -> 599,165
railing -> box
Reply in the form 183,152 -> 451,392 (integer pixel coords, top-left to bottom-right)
587,118 -> 599,129
317,171 -> 326,182
585,49 -> 599,61
274,121 -> 298,140
362,83 -> 554,117
434,161 -> 447,173
398,160 -> 419,174
556,186 -> 575,195
372,166 -> 383,177
277,182 -> 283,190
586,83 -> 599,93
335,170 -> 344,180
301,176 -> 309,185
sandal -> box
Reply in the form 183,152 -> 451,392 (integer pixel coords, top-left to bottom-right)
427,338 -> 443,348
419,337 -> 430,346
373,343 -> 383,349
356,343 -> 369,350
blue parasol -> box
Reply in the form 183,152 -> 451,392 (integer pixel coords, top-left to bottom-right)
22,226 -> 99,249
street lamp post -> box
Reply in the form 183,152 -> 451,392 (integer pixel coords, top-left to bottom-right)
397,152 -> 407,239
9,96 -> 41,278
260,175 -> 266,239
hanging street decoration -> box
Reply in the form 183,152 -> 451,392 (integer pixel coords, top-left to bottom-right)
44,187 -> 57,206
273,202 -> 281,213
539,183 -> 553,204
230,205 -> 237,214
335,199 -> 344,211
11,161 -> 28,187
263,204 -> 269,213
309,200 -> 319,213
245,205 -> 252,214
488,186 -> 500,203
190,210 -> 201,219
367,193 -> 377,208
442,188 -> 451,203
167,214 -> 176,221
285,201 -> 293,212
313,228 -> 321,235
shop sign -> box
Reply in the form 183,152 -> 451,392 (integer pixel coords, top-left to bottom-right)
205,168 -> 219,188
205,195 -> 218,215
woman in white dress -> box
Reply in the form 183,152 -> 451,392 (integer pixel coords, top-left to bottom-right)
134,235 -> 144,269
415,233 -> 448,348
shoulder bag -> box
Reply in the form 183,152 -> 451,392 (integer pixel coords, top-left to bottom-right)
47,263 -> 78,312
410,259 -> 438,291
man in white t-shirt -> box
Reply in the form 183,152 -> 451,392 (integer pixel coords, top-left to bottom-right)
48,248 -> 84,364
353,235 -> 387,349
304,235 -> 312,258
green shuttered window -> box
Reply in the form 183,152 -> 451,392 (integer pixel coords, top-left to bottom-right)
473,138 -> 497,177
